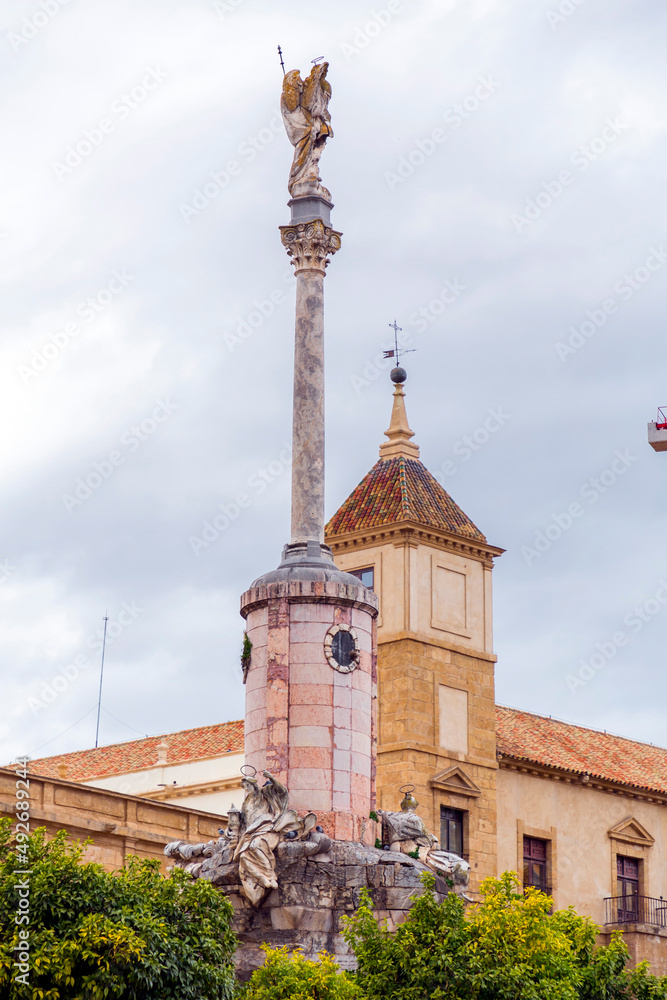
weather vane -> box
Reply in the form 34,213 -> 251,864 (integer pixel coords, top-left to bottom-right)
383,319 -> 416,370
277,45 -> 285,75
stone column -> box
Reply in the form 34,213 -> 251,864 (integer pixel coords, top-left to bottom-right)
280,219 -> 341,548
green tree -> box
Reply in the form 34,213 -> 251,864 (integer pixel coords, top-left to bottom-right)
242,945 -> 362,1000
342,871 -> 667,1000
0,817 -> 237,999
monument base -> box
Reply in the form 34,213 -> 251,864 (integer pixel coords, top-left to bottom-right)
215,839 -> 451,980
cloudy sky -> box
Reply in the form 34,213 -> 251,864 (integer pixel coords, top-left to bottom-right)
2,0 -> 666,767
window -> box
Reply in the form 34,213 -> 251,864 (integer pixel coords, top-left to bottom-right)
440,807 -> 464,857
617,856 -> 639,921
351,567 -> 374,590
523,836 -> 549,891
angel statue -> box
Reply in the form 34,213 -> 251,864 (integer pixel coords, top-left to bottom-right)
281,61 -> 333,201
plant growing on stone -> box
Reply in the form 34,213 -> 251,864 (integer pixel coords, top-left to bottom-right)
0,818 -> 237,999
242,945 -> 362,999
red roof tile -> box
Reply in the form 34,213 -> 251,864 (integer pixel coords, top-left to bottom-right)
325,456 -> 487,541
28,720 -> 244,782
496,706 -> 667,795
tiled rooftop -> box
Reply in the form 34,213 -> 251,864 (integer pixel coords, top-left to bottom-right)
496,706 -> 667,795
26,708 -> 667,799
27,719 -> 244,781
325,456 -> 487,541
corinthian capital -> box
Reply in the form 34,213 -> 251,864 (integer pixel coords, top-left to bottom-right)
280,220 -> 342,275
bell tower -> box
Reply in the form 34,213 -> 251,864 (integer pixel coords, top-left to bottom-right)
326,367 -> 504,890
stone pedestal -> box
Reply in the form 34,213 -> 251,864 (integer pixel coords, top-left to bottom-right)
241,560 -> 378,844
218,840 -> 451,980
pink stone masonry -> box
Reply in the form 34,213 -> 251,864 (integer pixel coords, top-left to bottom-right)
241,578 -> 377,844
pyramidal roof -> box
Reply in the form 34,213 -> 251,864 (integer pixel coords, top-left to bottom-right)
326,378 -> 487,543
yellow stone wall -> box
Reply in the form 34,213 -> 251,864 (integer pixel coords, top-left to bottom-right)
330,525 -> 500,895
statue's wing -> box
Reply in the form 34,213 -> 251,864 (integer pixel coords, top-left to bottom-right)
281,70 -> 302,113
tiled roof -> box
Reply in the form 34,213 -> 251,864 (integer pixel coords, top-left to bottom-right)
325,456 -> 487,541
496,706 -> 667,795
28,720 -> 244,782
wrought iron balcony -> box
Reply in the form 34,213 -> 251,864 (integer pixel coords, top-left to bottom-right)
604,895 -> 667,927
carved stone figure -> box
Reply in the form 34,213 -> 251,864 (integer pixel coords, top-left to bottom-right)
378,789 -> 470,888
281,62 -> 333,200
165,769 -> 329,907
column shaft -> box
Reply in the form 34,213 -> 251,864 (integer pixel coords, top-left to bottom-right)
291,269 -> 325,544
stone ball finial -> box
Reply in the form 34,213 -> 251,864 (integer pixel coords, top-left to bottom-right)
390,366 -> 407,384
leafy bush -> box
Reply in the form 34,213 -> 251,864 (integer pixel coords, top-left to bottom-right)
342,871 -> 667,1000
242,945 -> 362,999
0,817 -> 237,999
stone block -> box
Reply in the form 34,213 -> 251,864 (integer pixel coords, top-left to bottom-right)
351,731 -> 371,756
270,906 -> 333,932
333,683 -> 352,708
244,708 -> 266,734
289,642 -> 328,665
332,790 -> 351,812
333,769 -> 351,793
290,683 -> 332,706
289,725 -> 332,749
343,865 -> 370,888
290,621 -> 328,644
334,706 -> 351,729
351,751 -> 371,778
290,704 -> 333,728
333,729 -> 351,750
289,746 -> 332,770
244,686 -> 266,714
289,788 -> 332,812
290,603 -> 335,623
290,660 -> 332,685
351,668 -> 372,694
385,886 -> 424,909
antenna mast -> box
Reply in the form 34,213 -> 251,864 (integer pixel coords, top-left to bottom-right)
94,613 -> 109,749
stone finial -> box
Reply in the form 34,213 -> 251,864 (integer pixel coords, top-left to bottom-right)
379,381 -> 420,461
56,762 -> 68,779
156,740 -> 169,765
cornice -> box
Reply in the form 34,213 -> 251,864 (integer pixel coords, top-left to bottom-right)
142,775 -> 242,802
326,520 -> 504,567
378,631 -> 497,662
497,754 -> 667,805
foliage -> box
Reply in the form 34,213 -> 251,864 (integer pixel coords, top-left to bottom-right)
342,871 -> 667,1000
242,945 -> 362,1000
0,817 -> 237,1000
241,633 -> 253,662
